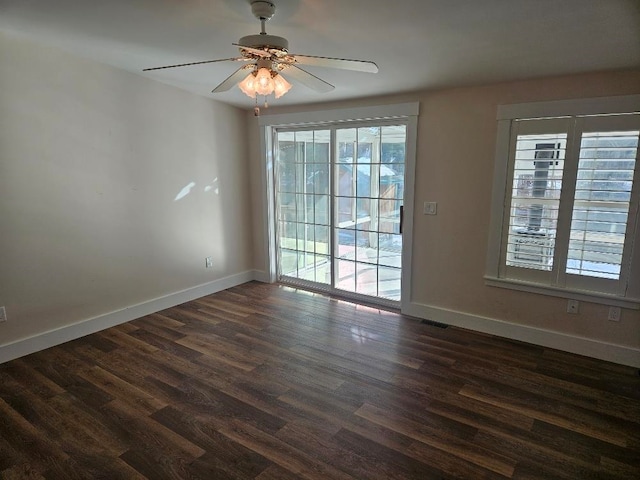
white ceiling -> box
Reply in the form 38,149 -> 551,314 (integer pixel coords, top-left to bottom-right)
1,0 -> 639,109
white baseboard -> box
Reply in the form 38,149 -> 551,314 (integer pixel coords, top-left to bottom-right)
252,269 -> 272,283
403,302 -> 640,368
4,276 -> 636,368
0,270 -> 257,364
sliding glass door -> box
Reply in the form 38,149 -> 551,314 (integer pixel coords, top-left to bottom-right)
276,129 -> 332,285
275,122 -> 407,304
334,126 -> 405,300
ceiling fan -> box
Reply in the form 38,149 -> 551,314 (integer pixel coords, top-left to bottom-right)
143,0 -> 378,106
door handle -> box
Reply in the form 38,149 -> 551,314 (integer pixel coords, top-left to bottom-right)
399,205 -> 404,234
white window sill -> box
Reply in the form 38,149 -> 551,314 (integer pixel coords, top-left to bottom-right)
484,276 -> 640,310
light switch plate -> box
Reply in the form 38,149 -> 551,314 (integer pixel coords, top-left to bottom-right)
423,202 -> 437,215
0,306 -> 6,322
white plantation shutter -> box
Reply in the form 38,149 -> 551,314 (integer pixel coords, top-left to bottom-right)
500,117 -> 572,284
506,133 -> 566,271
567,130 -> 638,280
496,111 -> 640,298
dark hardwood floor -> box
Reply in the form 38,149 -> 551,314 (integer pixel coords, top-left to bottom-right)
1,281 -> 639,479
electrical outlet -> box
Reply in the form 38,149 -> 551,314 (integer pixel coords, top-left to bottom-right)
0,306 -> 6,322
205,257 -> 213,268
423,202 -> 437,215
608,306 -> 621,322
566,299 -> 579,314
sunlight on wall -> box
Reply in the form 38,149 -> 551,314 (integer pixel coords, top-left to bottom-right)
175,178 -> 220,201
174,181 -> 196,201
203,177 -> 219,194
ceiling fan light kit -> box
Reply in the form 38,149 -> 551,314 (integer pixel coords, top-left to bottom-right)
142,0 -> 378,106
238,67 -> 292,99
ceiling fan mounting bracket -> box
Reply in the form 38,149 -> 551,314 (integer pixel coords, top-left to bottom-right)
250,1 -> 276,22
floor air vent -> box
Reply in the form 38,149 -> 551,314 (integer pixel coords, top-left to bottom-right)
420,319 -> 448,329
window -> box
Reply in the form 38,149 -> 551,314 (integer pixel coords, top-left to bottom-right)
486,96 -> 640,306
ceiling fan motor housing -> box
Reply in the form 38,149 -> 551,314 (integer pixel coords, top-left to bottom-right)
238,34 -> 289,52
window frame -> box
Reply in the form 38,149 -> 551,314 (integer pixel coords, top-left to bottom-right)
486,95 -> 640,309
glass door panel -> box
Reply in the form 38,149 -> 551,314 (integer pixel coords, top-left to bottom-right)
275,123 -> 406,304
276,129 -> 331,285
334,125 -> 406,301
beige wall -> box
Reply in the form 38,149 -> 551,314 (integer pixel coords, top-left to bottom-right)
0,33 -> 253,346
412,73 -> 640,348
1,28 -> 638,359
252,70 -> 640,350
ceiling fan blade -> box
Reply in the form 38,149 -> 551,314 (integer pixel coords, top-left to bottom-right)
212,65 -> 254,93
143,57 -> 246,72
281,65 -> 334,93
290,55 -> 378,73
232,43 -> 271,58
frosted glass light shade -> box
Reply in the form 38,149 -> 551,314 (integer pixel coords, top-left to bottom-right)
238,73 -> 258,98
254,68 -> 273,96
237,68 -> 292,99
273,74 -> 292,98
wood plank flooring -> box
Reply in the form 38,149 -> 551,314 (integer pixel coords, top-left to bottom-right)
1,281 -> 639,479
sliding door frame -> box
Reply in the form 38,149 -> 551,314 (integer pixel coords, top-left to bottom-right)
258,102 -> 419,312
